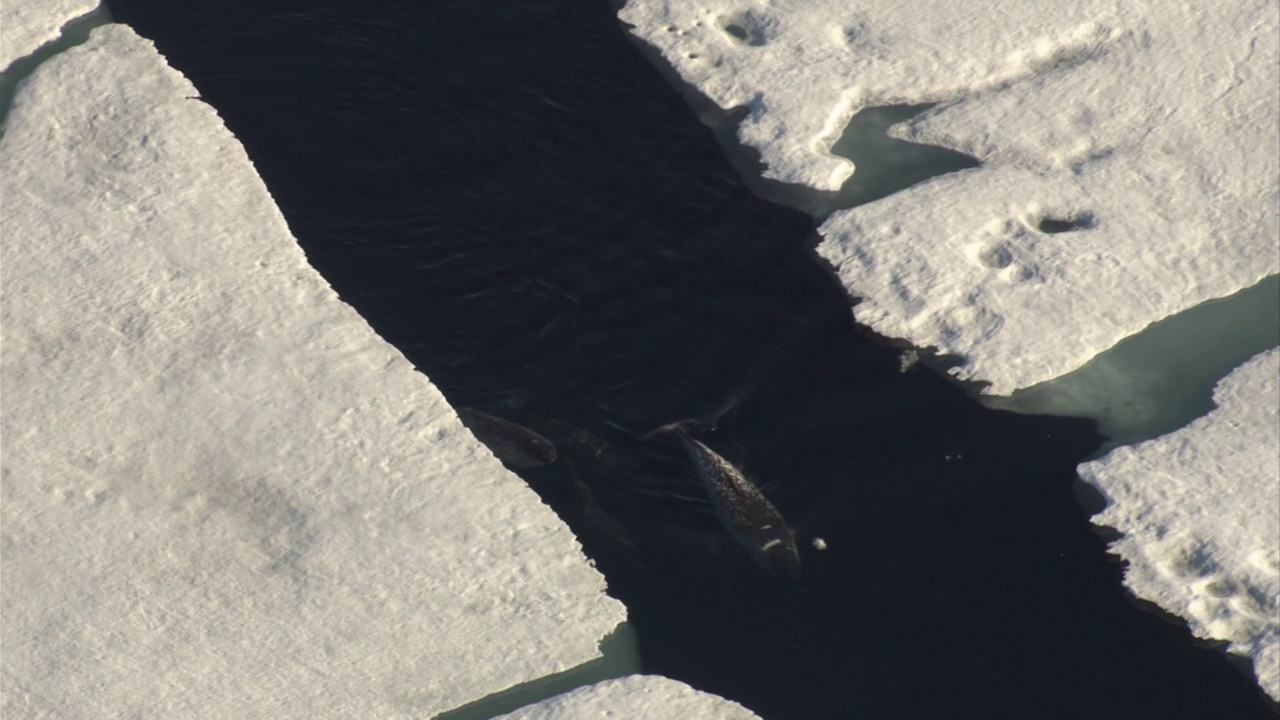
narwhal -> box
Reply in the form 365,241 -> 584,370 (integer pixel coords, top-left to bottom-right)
456,407 -> 557,468
647,421 -> 802,581
459,409 -> 646,559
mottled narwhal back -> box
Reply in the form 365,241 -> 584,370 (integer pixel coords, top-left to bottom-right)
659,427 -> 802,581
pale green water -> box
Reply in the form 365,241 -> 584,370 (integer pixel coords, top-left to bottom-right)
434,623 -> 639,720
0,6 -> 110,131
986,274 -> 1280,457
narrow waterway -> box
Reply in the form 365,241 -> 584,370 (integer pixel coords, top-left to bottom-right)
105,1 -> 1277,717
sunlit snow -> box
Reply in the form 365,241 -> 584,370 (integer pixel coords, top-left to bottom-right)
621,0 -> 1278,395
1080,349 -> 1280,700
0,0 -> 101,68
1,21 -> 637,718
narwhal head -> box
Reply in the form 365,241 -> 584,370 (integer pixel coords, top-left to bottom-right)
743,526 -> 802,581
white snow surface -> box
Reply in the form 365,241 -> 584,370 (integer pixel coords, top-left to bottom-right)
495,675 -> 761,720
622,0 -> 1278,394
0,24 -> 627,719
1079,349 -> 1280,701
0,0 -> 100,68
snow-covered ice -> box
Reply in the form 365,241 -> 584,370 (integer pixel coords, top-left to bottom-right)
0,0 -> 102,68
985,275 -> 1280,453
621,0 -> 1278,395
495,675 -> 761,720
1080,349 -> 1280,700
1,22 -> 632,718
819,160 -> 1277,394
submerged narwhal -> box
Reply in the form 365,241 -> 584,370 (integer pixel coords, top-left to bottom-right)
649,423 -> 802,580
456,407 -> 557,468
458,409 -> 644,558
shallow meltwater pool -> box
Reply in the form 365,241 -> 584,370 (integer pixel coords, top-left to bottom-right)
106,1 -> 1277,717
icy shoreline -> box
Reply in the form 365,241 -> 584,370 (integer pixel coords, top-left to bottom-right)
0,14 -> 754,718
620,0 -> 1277,395
1080,349 -> 1280,699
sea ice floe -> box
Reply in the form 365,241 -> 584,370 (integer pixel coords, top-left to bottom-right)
1,21 -> 626,718
622,0 -> 1278,395
1079,349 -> 1280,701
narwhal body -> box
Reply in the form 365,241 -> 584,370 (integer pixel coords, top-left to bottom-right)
656,427 -> 801,580
457,407 -> 557,468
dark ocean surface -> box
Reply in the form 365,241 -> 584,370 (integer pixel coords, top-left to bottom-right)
105,2 -> 1277,718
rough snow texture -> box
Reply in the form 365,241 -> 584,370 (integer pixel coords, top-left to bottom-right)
622,0 -> 1278,394
0,0 -> 100,67
496,675 -> 761,720
0,24 -> 625,719
1079,349 -> 1280,701
621,1 -> 1152,191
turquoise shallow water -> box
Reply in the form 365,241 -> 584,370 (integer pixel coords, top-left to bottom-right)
104,1 -> 1278,717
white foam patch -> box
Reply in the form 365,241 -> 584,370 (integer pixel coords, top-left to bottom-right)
1,0 -> 101,68
622,0 -> 1278,395
495,675 -> 761,720
0,23 -> 625,719
1079,349 -> 1280,701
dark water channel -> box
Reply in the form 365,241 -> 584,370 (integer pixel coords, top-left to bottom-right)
107,2 -> 1276,718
